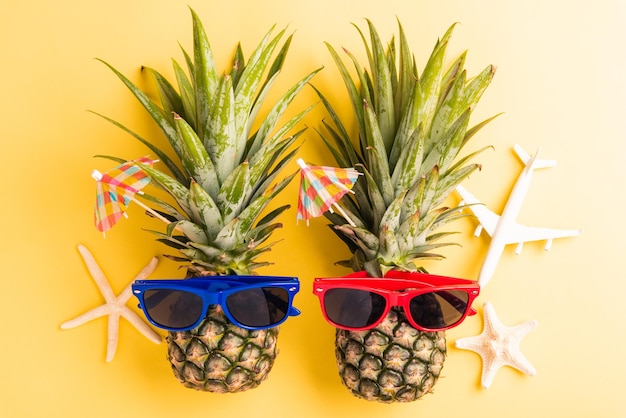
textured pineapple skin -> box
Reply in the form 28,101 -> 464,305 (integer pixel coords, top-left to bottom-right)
166,305 -> 279,393
335,307 -> 446,403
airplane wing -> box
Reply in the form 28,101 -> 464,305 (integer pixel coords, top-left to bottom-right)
504,223 -> 581,247
456,185 -> 499,237
456,185 -> 581,246
513,144 -> 557,169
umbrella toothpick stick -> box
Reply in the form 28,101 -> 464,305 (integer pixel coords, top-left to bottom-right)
330,202 -> 356,227
122,191 -> 172,226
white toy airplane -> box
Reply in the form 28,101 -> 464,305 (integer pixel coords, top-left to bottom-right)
456,144 -> 581,287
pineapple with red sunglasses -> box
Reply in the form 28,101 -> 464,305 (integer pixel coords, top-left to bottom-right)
312,20 -> 494,402
314,271 -> 479,333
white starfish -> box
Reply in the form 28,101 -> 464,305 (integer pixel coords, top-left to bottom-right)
61,244 -> 162,361
455,302 -> 537,389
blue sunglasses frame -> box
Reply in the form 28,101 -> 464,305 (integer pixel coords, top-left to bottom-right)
132,275 -> 301,331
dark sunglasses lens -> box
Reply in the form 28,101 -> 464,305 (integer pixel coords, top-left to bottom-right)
323,288 -> 386,328
143,289 -> 203,329
226,287 -> 289,328
409,290 -> 469,329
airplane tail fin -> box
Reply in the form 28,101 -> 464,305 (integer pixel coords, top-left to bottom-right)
514,144 -> 557,170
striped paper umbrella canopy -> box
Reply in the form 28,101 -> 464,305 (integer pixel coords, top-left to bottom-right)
93,157 -> 156,234
296,158 -> 361,226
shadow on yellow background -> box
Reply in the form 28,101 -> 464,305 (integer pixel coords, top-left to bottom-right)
1,0 -> 625,417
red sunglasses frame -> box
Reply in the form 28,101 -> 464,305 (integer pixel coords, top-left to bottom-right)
312,270 -> 480,332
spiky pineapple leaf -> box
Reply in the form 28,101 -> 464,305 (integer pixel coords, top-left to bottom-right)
96,59 -> 183,163
433,163 -> 479,207
230,43 -> 245,86
233,26 -> 283,141
364,144 -> 393,206
252,68 -> 321,154
379,190 -> 406,235
420,109 -> 470,179
417,39 -> 448,148
144,66 -> 184,124
172,219 -> 208,245
256,33 -> 292,103
247,135 -> 296,192
172,59 -> 196,130
325,42 -> 366,136
357,164 -> 384,229
188,241 -> 225,259
139,192 -> 185,221
248,223 -> 283,247
190,8 -> 218,143
395,19 -> 416,124
205,74 -> 237,182
136,162 -> 191,216
89,112 -> 185,183
173,113 -> 219,198
249,145 -> 300,203
217,160 -> 250,224
433,109 -> 471,173
390,126 -> 424,194
334,224 -> 379,259
310,84 -> 362,167
388,77 -> 421,170
188,179 -> 223,240
378,225 -> 400,273
366,19 -> 395,151
255,204 -> 290,229
462,113 -> 502,147
315,20 -> 496,274
396,211 -> 420,253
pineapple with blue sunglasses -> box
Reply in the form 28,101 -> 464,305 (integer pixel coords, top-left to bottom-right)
132,276 -> 300,331
97,9 -> 316,392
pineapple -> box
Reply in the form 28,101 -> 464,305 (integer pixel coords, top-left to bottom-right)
313,20 -> 496,402
95,9 -> 318,392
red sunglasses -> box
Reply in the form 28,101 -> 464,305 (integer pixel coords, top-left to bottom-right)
313,271 -> 480,332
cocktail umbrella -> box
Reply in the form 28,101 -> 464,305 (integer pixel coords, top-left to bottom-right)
92,157 -> 168,235
296,158 -> 361,226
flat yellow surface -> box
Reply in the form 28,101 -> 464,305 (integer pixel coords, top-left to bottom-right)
1,0 -> 624,417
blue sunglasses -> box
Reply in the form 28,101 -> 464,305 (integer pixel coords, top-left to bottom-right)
132,275 -> 301,331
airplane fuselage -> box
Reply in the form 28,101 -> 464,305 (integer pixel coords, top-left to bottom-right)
477,156 -> 537,285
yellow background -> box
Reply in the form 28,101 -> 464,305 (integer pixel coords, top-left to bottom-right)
1,0 -> 624,417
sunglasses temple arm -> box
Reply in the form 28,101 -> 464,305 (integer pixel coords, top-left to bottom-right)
469,307 -> 477,316
289,306 -> 301,316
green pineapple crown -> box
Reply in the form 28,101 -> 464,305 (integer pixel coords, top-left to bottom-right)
95,8 -> 319,275
314,19 -> 498,277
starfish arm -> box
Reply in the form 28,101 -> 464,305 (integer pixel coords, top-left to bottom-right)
501,319 -> 538,377
112,257 -> 158,308
119,306 -> 163,344
67,246 -> 163,361
106,311 -> 120,362
481,357 -> 505,389
117,283 -> 135,306
504,351 -> 537,377
482,302 -> 504,331
135,257 -> 159,281
512,319 -> 538,339
455,302 -> 538,389
455,335 -> 485,351
60,304 -> 111,329
77,244 -> 116,302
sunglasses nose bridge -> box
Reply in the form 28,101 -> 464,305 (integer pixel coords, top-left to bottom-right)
387,291 -> 404,307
